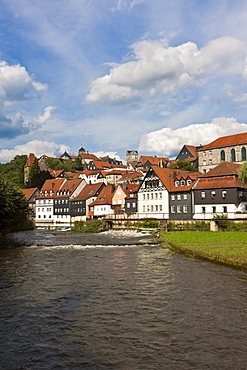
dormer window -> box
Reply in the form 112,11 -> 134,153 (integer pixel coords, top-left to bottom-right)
175,181 -> 179,187
180,180 -> 185,186
187,179 -> 192,185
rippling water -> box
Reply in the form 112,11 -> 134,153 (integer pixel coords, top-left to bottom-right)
0,230 -> 247,369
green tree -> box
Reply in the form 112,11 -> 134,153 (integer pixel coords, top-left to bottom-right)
0,155 -> 27,188
239,161 -> 247,186
0,178 -> 28,234
169,160 -> 198,172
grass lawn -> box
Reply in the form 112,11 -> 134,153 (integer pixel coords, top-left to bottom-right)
160,231 -> 247,271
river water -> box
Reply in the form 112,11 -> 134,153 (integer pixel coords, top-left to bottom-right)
0,229 -> 246,369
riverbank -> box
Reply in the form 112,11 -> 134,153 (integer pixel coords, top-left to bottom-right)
160,231 -> 247,272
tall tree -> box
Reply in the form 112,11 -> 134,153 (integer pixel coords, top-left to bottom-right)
239,161 -> 247,186
0,178 -> 28,234
169,160 -> 198,172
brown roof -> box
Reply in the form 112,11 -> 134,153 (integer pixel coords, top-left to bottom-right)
89,186 -> 115,206
200,161 -> 241,177
36,178 -> 66,198
198,132 -> 247,151
22,188 -> 38,201
79,152 -> 99,160
138,155 -> 171,166
72,183 -> 104,201
24,153 -> 36,168
55,179 -> 83,197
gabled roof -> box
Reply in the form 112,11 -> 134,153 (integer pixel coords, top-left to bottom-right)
89,186 -> 115,206
37,178 -> 66,198
56,179 -> 83,197
48,169 -> 65,178
79,152 -> 99,160
65,172 -> 80,179
25,153 -> 36,168
193,161 -> 243,190
118,172 -> 143,182
72,183 -> 104,202
22,187 -> 38,201
89,160 -> 112,169
184,145 -> 198,157
193,176 -> 242,190
198,132 -> 247,151
138,155 -> 171,166
200,161 -> 241,177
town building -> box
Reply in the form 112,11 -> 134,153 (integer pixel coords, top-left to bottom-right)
193,161 -> 247,219
198,132 -> 247,173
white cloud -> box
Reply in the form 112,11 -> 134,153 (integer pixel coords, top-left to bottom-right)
0,140 -> 71,163
86,36 -> 247,104
93,151 -> 125,163
0,61 -> 46,102
31,106 -> 56,127
139,117 -> 247,157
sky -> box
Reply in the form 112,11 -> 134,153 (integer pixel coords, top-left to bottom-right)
1,0 -> 247,163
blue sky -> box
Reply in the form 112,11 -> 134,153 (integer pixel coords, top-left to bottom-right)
1,0 -> 247,162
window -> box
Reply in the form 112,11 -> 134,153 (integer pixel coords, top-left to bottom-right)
201,207 -> 206,213
209,151 -> 212,156
151,205 -> 154,212
183,193 -> 188,200
159,205 -> 162,211
177,205 -> 182,213
175,181 -> 179,187
171,194 -> 175,200
155,193 -> 158,199
231,148 -> 236,162
201,191 -> 206,199
241,147 -> 246,161
223,206 -> 227,213
203,152 -> 206,157
133,202 -> 136,208
127,203 -> 130,208
203,160 -> 206,166
187,179 -> 192,185
181,180 -> 185,186
150,193 -> 153,200
209,159 -> 212,165
220,150 -> 225,161
143,205 -> 145,212
222,190 -> 227,199
211,191 -> 216,199
212,206 -> 216,213
147,194 -> 149,200
143,194 -> 145,200
177,194 -> 181,200
171,206 -> 176,213
183,205 -> 188,213
159,193 -> 162,199
155,205 -> 158,212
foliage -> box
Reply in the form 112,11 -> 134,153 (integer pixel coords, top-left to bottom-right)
169,160 -> 198,172
239,161 -> 247,186
0,178 -> 29,234
167,221 -> 210,231
28,170 -> 53,189
0,155 -> 27,188
45,157 -> 85,172
72,220 -> 106,233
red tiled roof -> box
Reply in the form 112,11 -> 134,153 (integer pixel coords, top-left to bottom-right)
118,172 -> 143,181
184,145 -> 198,158
37,178 -> 66,198
200,161 -> 241,177
65,172 -> 80,179
72,183 -> 104,201
24,153 -> 36,168
56,179 -> 83,197
89,186 -> 115,206
194,176 -> 242,190
198,132 -> 247,151
79,153 -> 99,160
22,188 -> 38,201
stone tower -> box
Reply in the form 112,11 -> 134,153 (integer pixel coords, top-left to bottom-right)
126,150 -> 138,166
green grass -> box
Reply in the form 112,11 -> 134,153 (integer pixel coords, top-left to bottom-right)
160,231 -> 247,270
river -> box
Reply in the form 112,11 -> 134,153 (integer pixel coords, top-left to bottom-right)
0,229 -> 246,369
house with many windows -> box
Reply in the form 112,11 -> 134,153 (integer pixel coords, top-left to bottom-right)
198,132 -> 247,173
70,182 -> 105,221
193,161 -> 247,219
138,167 -> 199,219
89,186 -> 115,217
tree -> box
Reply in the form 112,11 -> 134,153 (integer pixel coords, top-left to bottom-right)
0,178 -> 28,234
239,161 -> 247,186
169,160 -> 198,172
0,155 -> 27,188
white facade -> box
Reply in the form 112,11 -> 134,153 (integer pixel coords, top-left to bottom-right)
194,202 -> 247,220
93,204 -> 113,217
138,172 -> 169,219
36,198 -> 54,222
